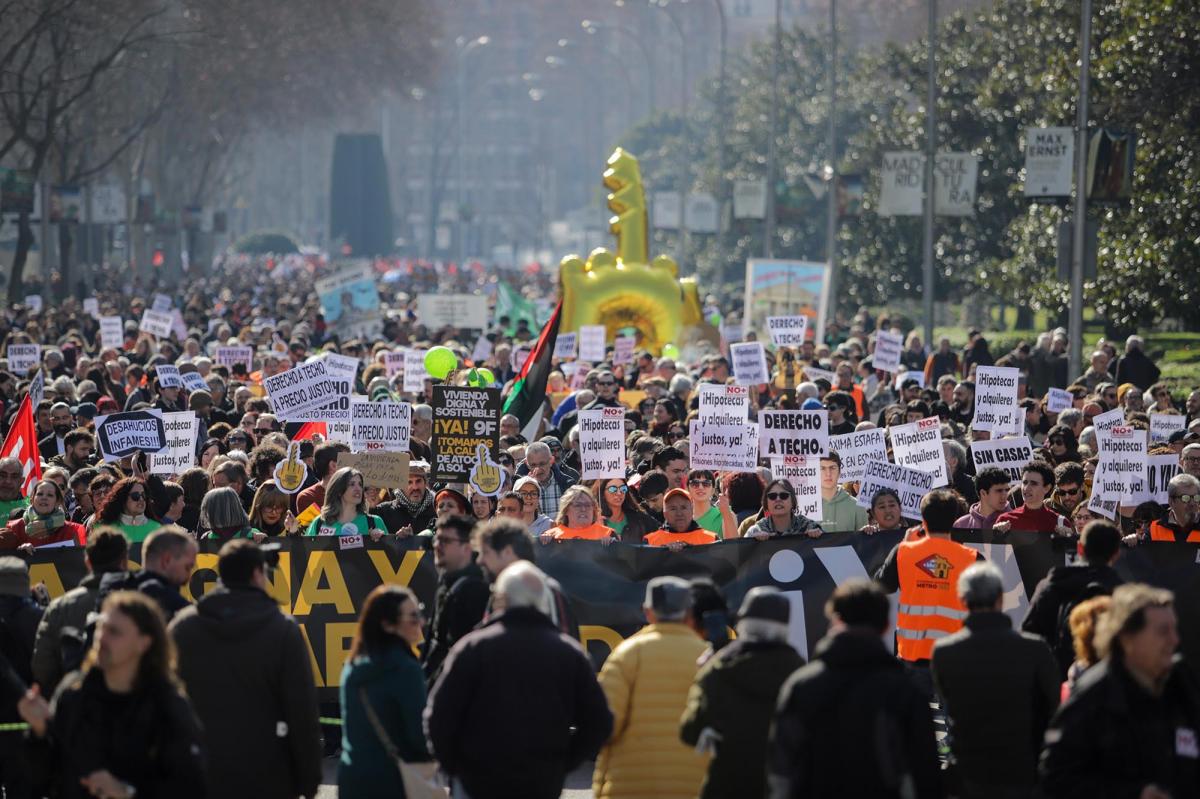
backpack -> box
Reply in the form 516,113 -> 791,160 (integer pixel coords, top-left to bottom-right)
59,570 -> 162,676
1051,579 -> 1113,674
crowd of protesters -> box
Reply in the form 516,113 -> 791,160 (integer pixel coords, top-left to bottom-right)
0,252 -> 1192,797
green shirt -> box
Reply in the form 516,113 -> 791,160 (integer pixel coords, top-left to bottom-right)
306,513 -> 386,537
0,497 -> 29,521
695,505 -> 724,539
120,519 -> 164,544
605,517 -> 628,536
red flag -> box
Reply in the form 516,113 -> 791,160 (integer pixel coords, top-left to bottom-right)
291,421 -> 326,442
0,395 -> 41,496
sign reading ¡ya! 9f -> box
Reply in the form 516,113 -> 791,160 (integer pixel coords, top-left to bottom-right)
431,386 -> 501,481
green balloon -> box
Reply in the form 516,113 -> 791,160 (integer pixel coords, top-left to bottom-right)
662,343 -> 680,360
477,367 -> 495,385
424,346 -> 458,379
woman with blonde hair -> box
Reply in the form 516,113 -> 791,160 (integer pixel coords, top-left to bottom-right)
547,485 -> 616,543
249,481 -> 300,536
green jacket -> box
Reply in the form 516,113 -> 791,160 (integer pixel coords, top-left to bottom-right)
338,644 -> 429,799
818,488 -> 868,533
680,639 -> 805,799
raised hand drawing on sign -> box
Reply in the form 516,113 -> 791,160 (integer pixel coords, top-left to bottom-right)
468,443 -> 503,497
274,442 -> 308,494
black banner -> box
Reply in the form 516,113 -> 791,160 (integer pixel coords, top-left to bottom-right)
25,533 -> 1200,701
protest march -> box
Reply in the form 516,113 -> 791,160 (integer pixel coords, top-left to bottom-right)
2,0 -> 1200,797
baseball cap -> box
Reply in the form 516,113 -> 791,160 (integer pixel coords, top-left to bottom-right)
644,576 -> 692,618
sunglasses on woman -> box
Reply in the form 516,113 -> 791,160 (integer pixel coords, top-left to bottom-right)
766,492 -> 793,501
128,492 -> 146,501
605,484 -> 628,494
688,478 -> 713,487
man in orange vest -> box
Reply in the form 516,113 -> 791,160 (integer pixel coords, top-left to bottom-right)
875,489 -> 985,663
1148,473 -> 1200,543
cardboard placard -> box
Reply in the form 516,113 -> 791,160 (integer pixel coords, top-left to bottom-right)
970,436 -> 1034,482
263,360 -> 337,420
1150,414 -> 1186,444
554,332 -> 578,360
893,370 -> 926,389
95,409 -> 167,462
215,346 -> 254,370
336,451 -> 411,489
152,293 -> 173,313
431,386 -> 501,482
731,342 -> 768,386
759,410 -> 829,458
828,428 -> 889,482
139,308 -> 175,338
383,351 -> 405,377
149,411 -> 199,475
872,329 -> 904,374
973,366 -> 1021,432
766,315 -> 808,347
855,459 -> 938,519
888,416 -> 948,488
155,364 -> 183,389
802,365 -> 837,385
613,336 -> 636,366
402,348 -> 429,394
100,316 -> 124,350
181,372 -> 208,392
697,383 -> 750,427
688,420 -> 760,473
350,399 -> 412,453
578,407 -> 626,480
1046,388 -> 1074,414
7,344 -> 40,374
1094,424 -> 1147,500
771,456 -> 822,519
578,325 -> 607,362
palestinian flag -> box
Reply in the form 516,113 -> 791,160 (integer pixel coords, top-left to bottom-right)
503,301 -> 561,440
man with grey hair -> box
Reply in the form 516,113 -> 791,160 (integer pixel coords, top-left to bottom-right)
410,403 -> 433,446
0,457 -> 29,519
1149,472 -> 1200,542
425,561 -> 612,799
1115,333 -> 1161,390
943,438 -> 978,504
1058,406 -> 1085,439
520,440 -> 572,518
932,562 -> 1059,798
1179,443 -> 1200,480
594,576 -> 707,798
681,587 -> 804,799
38,401 -> 75,460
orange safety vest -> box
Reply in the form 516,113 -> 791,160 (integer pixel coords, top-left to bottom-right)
643,528 -> 717,547
1148,519 -> 1200,543
895,536 -> 979,661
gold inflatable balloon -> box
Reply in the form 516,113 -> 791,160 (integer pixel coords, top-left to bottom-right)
559,148 -> 716,356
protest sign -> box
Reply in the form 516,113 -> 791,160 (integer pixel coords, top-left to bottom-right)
417,294 -> 488,329
152,293 -> 172,313
139,309 -> 174,338
554,332 -> 578,360
99,316 -> 124,350
510,346 -> 532,373
802,365 -> 836,385
263,360 -> 337,420
383,351 -> 405,377
215,346 -> 254,370
291,359 -> 353,425
155,364 -> 183,389
889,416 -> 949,488
315,261 -> 382,340
7,344 -> 40,374
872,329 -> 904,374
973,366 -> 1021,432
771,456 -> 822,519
402,349 -> 429,394
970,436 -> 1034,482
1091,408 -> 1125,437
697,384 -> 750,427
689,420 -> 760,472
719,323 -> 743,345
568,362 -> 591,390
24,295 -> 41,314
320,352 -> 360,383
760,410 -> 829,458
471,334 -> 493,365
337,451 -> 410,489
766,316 -> 808,347
578,325 -> 607,362
1150,414 -> 1186,444
350,400 -> 412,452
1094,424 -> 1147,500
578,407 -> 626,480
83,298 -> 100,318
95,409 -> 167,462
855,459 -> 938,519
273,442 -> 308,494
171,310 -> 188,342
613,336 -> 636,366
1046,388 -> 1074,414
468,444 -> 504,498
731,342 -> 768,386
431,386 -> 501,482
894,371 -> 926,389
149,412 -> 199,475
1145,455 -> 1181,504
181,372 -> 208,392
1087,489 -> 1119,520
828,428 -> 888,482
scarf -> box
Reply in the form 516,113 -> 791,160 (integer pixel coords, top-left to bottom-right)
393,488 -> 434,518
23,506 -> 66,538
120,513 -> 149,527
759,513 -> 817,537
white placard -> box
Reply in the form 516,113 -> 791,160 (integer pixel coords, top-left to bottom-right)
878,151 -> 925,217
1087,489 -> 1119,520
471,335 -> 493,365
689,420 -> 760,473
889,416 -> 948,488
139,309 -> 175,338
733,179 -> 767,219
766,315 -> 808,347
803,365 -> 836,385
578,325 -> 607,362
170,310 -> 188,342
969,436 -> 1034,482
653,192 -> 681,229
731,342 -> 768,386
578,407 -> 626,480
100,316 -> 124,350
152,293 -> 173,313
320,352 -> 360,383
1024,127 -> 1074,198
973,366 -> 1021,432
402,349 -> 429,394
7,345 -> 40,374
855,459 -> 939,519
24,295 -> 42,314
95,409 -> 167,462
155,364 -> 183,389
262,360 -> 336,419
697,383 -> 750,427
149,411 -> 199,475
83,298 -> 100,318
28,369 -> 43,409
933,152 -> 978,216
828,428 -> 889,482
759,410 -> 829,458
613,336 -> 636,366
771,456 -> 823,520
383,351 -> 405,377
569,362 -> 592,390
686,192 -> 719,233
1046,387 -> 1074,414
1091,408 -> 1125,437
894,371 -> 926,390
719,323 -> 743,345
1094,424 -> 1147,501
417,294 -> 489,329
215,346 -> 254,370
554,332 -> 578,360
1145,454 -> 1180,505
872,329 -> 904,374
350,399 -> 412,452
181,372 -> 208,392
1150,414 -> 1186,444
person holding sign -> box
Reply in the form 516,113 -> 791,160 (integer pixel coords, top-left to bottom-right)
643,489 -> 717,550
305,468 -> 387,540
0,479 -> 87,550
594,478 -> 657,544
686,470 -> 737,540
548,486 -> 616,544
860,489 -> 913,536
743,480 -> 824,540
995,462 -> 1073,536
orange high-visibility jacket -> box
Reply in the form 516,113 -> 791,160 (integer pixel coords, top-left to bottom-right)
895,536 -> 979,661
1149,519 -> 1200,543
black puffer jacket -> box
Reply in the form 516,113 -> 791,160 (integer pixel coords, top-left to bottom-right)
1021,563 -> 1123,675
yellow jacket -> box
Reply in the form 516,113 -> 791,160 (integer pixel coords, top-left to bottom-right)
592,622 -> 709,799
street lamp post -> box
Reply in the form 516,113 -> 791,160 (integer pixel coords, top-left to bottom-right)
764,0 -> 781,258
921,0 -> 937,351
1068,0 -> 1092,379
648,1 -> 690,268
825,0 -> 838,339
455,35 -> 489,267
582,20 -> 656,118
